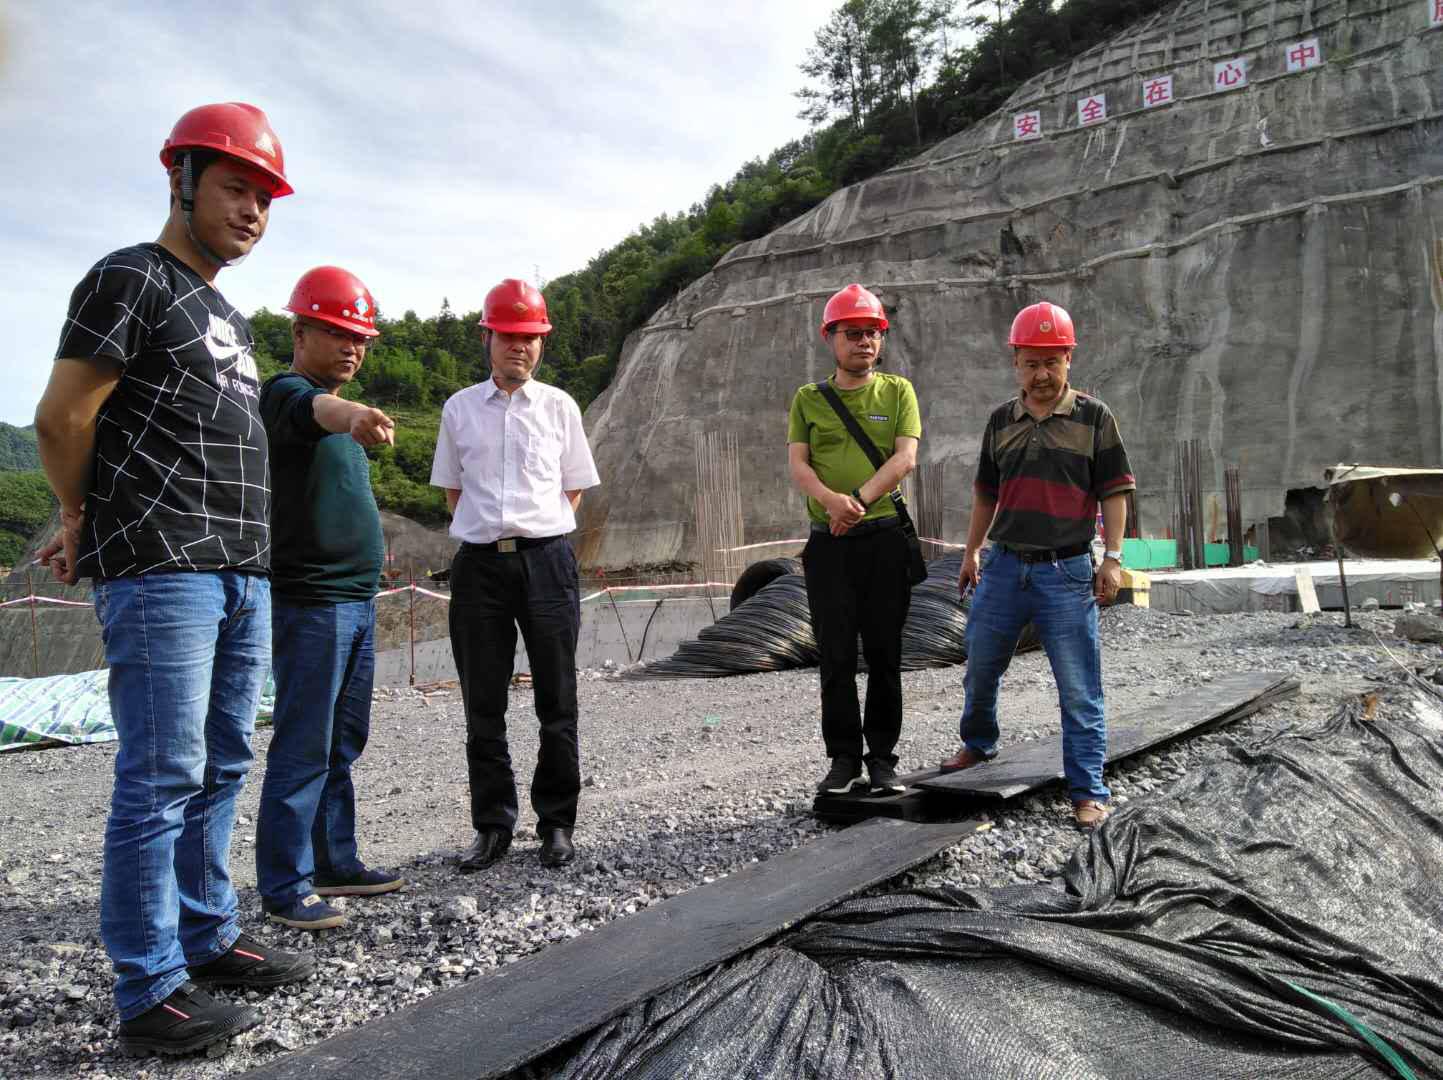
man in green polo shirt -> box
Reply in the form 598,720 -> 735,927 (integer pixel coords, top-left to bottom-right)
255,266 -> 406,931
787,283 -> 920,797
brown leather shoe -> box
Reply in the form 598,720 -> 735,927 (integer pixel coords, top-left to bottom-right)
1073,800 -> 1109,829
939,746 -> 988,773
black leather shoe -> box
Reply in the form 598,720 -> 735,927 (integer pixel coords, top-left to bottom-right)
538,827 -> 575,868
459,829 -> 511,873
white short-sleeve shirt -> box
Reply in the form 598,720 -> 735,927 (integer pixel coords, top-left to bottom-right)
430,378 -> 600,544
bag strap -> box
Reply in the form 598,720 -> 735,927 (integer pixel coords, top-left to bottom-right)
816,379 -> 887,471
815,379 -> 912,521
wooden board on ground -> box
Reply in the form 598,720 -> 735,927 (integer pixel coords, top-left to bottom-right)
916,671 -> 1299,800
242,815 -> 986,1080
1295,566 -> 1322,613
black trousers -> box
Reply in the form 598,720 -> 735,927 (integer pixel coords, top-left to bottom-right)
802,523 -> 912,766
448,538 -> 581,835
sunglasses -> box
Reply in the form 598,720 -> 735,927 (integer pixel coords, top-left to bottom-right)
838,327 -> 886,342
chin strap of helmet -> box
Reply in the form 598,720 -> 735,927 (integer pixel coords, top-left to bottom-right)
180,152 -> 249,269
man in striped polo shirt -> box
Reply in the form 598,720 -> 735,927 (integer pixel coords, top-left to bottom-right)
940,301 -> 1134,829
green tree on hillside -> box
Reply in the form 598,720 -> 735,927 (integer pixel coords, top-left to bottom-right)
0,471 -> 56,567
0,422 -> 40,472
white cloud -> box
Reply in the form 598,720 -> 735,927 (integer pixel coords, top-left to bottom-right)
0,0 -> 833,424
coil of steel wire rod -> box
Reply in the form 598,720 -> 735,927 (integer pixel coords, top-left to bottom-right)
629,553 -> 1030,679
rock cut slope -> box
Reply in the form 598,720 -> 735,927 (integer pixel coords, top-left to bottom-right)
578,0 -> 1443,571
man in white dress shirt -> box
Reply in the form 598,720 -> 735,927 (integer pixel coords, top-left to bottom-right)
430,279 -> 600,871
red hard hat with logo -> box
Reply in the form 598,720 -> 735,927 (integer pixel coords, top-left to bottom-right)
160,103 -> 293,198
285,267 -> 380,338
478,279 -> 552,335
820,283 -> 889,340
1009,301 -> 1076,348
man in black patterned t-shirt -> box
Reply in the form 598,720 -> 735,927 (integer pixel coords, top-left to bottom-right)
33,103 -> 313,1057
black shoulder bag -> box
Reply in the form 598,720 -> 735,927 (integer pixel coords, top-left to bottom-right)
815,380 -> 927,585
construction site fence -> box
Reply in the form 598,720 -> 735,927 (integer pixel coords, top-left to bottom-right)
3,530 -> 1248,683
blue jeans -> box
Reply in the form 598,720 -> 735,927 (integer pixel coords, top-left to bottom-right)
959,548 -> 1109,803
255,598 -> 376,909
93,571 -> 270,1020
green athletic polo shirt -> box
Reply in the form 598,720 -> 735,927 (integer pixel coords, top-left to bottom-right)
786,372 -> 921,526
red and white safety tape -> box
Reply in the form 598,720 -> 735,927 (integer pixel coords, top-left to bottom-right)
373,582 -> 733,605
0,595 -> 93,609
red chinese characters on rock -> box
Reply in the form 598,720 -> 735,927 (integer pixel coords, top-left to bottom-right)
1141,75 -> 1174,108
1213,58 -> 1248,91
1286,37 -> 1323,72
1077,94 -> 1107,126
1431,0 -> 1442,27
1013,110 -> 1042,141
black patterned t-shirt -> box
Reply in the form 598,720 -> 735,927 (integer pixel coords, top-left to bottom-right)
55,243 -> 270,579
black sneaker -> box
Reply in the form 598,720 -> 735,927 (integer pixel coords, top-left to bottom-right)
314,865 -> 405,897
866,758 -> 906,794
117,981 -> 260,1057
816,756 -> 866,795
188,932 -> 315,989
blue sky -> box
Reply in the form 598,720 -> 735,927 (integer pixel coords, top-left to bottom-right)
0,0 -> 834,425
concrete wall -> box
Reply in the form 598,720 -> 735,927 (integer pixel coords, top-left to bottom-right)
1148,559 -> 1442,613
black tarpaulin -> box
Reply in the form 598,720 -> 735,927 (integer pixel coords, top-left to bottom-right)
541,695 -> 1443,1078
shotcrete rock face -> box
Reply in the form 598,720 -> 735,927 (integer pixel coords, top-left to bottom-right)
578,0 -> 1443,572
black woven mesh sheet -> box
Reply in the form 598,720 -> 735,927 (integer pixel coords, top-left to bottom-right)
541,695 -> 1443,1078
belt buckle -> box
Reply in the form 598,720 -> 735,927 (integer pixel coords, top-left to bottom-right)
497,538 -> 518,553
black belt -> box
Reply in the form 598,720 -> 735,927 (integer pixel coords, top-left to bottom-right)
1000,542 -> 1092,564
462,535 -> 561,554
810,516 -> 902,538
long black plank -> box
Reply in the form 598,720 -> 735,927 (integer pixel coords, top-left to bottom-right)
917,672 -> 1299,799
243,815 -> 985,1080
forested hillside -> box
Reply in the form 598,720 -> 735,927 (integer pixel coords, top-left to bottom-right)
249,0 -> 1171,526
0,424 -> 49,569
0,422 -> 39,471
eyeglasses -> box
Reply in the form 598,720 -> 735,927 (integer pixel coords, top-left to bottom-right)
837,328 -> 886,342
312,324 -> 376,350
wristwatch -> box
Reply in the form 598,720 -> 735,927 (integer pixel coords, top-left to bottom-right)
851,487 -> 868,507
1103,549 -> 1122,562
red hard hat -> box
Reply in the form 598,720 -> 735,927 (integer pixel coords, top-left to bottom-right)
820,283 -> 889,340
478,279 -> 552,335
160,103 -> 293,197
1009,301 -> 1076,348
285,266 -> 380,338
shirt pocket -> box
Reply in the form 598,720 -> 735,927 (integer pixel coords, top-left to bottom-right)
525,430 -> 561,483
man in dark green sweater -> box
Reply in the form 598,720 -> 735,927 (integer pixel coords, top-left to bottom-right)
256,266 -> 403,931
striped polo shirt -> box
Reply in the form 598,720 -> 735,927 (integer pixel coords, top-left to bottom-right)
973,387 -> 1135,552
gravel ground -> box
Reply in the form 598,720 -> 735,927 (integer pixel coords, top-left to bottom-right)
1,604 -> 1439,1079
